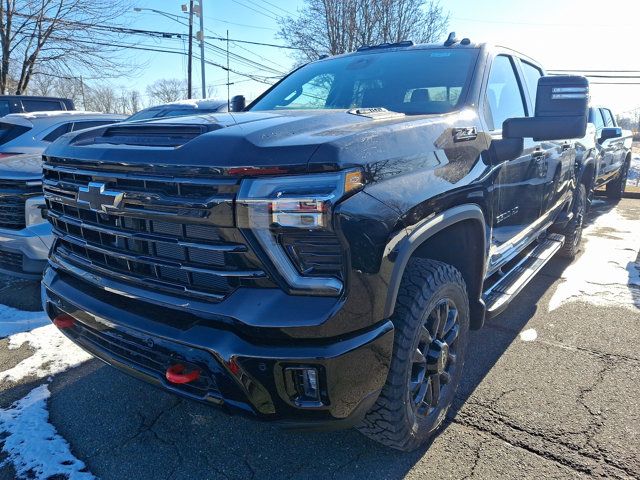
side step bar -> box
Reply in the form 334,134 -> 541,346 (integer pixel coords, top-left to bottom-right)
484,233 -> 565,319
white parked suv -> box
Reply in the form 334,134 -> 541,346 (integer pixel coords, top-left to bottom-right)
0,111 -> 125,157
0,111 -> 124,277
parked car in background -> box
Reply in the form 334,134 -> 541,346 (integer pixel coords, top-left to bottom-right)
0,95 -> 74,116
0,112 -> 124,278
126,99 -> 228,122
41,36 -> 589,451
0,111 -> 126,158
588,107 -> 633,199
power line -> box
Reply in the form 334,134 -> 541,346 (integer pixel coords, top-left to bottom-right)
230,0 -> 279,21
255,0 -> 292,15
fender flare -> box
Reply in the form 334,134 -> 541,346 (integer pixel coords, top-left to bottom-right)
383,204 -> 487,319
577,151 -> 598,188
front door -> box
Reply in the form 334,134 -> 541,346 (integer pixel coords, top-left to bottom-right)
485,55 -> 545,274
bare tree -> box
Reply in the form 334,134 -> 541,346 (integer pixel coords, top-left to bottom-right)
146,78 -> 187,105
0,0 -> 140,94
27,73 -> 85,107
278,0 -> 449,63
84,84 -> 117,112
128,89 -> 141,113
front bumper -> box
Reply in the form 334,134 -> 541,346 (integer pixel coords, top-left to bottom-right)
0,222 -> 52,278
42,267 -> 394,428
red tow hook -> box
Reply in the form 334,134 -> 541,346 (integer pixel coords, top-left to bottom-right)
53,313 -> 75,329
165,364 -> 201,385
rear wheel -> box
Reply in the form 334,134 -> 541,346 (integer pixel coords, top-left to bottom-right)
606,160 -> 630,200
358,259 -> 469,451
559,183 -> 586,259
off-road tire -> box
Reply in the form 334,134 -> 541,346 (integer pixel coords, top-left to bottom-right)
605,159 -> 630,200
357,259 -> 470,451
559,183 -> 586,259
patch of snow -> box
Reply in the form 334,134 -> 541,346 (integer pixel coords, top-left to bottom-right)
0,324 -> 91,383
519,328 -> 538,342
628,155 -> 640,188
549,206 -> 640,311
0,304 -> 49,338
0,384 -> 94,480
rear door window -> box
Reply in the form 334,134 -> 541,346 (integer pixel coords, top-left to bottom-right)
42,123 -> 72,142
21,99 -> 64,112
601,109 -> 616,127
590,108 -> 605,132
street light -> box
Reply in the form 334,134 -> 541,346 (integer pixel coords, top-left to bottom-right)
133,7 -> 186,25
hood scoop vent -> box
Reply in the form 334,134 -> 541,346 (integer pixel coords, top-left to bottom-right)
82,123 -> 221,148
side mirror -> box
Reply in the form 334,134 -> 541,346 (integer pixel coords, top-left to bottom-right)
599,127 -> 622,144
502,75 -> 589,141
230,95 -> 246,112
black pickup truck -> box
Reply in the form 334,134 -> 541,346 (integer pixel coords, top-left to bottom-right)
580,107 -> 633,200
41,35 -> 589,451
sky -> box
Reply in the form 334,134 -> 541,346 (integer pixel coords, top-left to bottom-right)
118,0 -> 640,117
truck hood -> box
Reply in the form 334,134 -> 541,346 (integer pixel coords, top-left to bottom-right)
0,153 -> 42,180
44,109 -> 489,177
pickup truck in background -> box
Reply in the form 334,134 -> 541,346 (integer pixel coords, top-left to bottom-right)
41,34 -> 590,451
0,95 -> 75,117
586,107 -> 633,199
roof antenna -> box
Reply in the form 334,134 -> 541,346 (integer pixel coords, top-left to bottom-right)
444,32 -> 459,47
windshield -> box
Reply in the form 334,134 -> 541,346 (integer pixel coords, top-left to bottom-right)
250,48 -> 478,115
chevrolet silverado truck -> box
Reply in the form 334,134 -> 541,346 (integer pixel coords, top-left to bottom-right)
41,34 -> 589,451
585,107 -> 633,200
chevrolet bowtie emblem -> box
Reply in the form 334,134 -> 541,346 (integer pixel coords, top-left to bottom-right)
77,182 -> 124,213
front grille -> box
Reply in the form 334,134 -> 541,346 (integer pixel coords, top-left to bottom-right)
0,180 -> 41,230
0,250 -> 23,273
43,156 -> 273,301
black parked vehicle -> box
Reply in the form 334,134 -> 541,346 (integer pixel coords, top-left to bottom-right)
585,107 -> 633,200
41,34 -> 589,451
0,95 -> 74,116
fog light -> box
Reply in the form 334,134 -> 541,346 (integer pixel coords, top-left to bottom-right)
285,366 -> 323,407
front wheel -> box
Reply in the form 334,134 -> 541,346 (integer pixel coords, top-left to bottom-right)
559,183 -> 587,259
358,259 -> 470,451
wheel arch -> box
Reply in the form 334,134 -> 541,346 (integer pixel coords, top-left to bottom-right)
383,204 -> 487,330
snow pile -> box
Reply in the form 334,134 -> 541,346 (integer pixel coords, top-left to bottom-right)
0,323 -> 91,383
0,384 -> 94,480
628,154 -> 640,188
0,304 -> 49,338
549,206 -> 640,311
519,328 -> 538,342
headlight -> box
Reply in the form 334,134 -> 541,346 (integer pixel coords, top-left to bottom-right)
236,169 -> 363,295
25,195 -> 47,226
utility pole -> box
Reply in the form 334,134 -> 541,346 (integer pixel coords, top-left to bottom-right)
187,0 -> 194,99
227,30 -> 230,109
196,0 -> 206,98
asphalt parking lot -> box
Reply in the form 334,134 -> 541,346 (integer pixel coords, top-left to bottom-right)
0,197 -> 638,480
